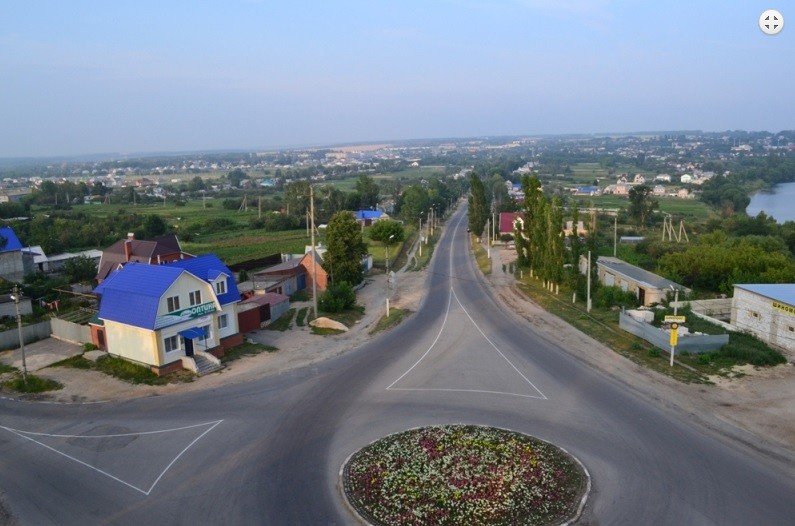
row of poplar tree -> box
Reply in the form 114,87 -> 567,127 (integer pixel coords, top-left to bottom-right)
468,173 -> 598,300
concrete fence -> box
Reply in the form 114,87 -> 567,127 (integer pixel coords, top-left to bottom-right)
619,312 -> 729,354
0,320 -> 52,350
50,317 -> 92,345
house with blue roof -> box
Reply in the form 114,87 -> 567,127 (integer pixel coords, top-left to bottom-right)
354,210 -> 389,226
92,254 -> 242,375
0,226 -> 35,282
732,284 -> 795,356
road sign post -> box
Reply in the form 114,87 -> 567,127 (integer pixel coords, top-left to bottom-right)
669,322 -> 679,366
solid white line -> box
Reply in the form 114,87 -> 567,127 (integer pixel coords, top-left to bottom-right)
2,427 -> 150,495
451,287 -> 548,400
1,420 -> 223,439
145,419 -> 223,495
387,387 -> 546,399
385,288 -> 452,390
0,420 -> 224,496
385,213 -> 462,390
386,211 -> 545,400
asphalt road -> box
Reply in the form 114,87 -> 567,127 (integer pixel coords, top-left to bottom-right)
2,207 -> 795,525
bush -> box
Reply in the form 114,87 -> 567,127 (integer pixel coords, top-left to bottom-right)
500,233 -> 514,242
83,342 -> 98,352
719,333 -> 786,366
593,285 -> 639,309
318,282 -> 356,313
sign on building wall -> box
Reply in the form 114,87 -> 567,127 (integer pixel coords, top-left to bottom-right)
155,302 -> 217,329
772,301 -> 795,316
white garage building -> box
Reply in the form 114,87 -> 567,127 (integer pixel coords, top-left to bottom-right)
731,284 -> 795,357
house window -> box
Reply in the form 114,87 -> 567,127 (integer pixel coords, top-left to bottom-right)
751,311 -> 760,318
167,296 -> 180,312
789,326 -> 794,333
218,314 -> 228,330
215,280 -> 227,295
164,335 -> 180,353
189,290 -> 202,306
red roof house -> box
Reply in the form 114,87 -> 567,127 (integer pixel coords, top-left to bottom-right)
96,233 -> 193,282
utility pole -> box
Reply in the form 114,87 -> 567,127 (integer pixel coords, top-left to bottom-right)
11,285 -> 27,386
613,215 -> 617,257
310,186 -> 318,320
485,218 -> 491,259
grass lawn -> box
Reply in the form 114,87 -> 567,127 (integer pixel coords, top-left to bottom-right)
2,374 -> 62,394
471,235 -> 492,275
370,308 -> 410,335
265,308 -> 296,331
51,354 -> 193,385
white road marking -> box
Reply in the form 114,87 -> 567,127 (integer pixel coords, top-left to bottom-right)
386,214 -> 547,400
0,420 -> 223,495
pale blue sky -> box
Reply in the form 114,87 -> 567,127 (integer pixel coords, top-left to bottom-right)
1,1 -> 791,157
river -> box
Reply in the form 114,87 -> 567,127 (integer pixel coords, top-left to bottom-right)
746,181 -> 795,223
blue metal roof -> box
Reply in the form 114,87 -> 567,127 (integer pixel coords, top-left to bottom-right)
354,210 -> 383,220
94,263 -> 186,329
0,226 -> 24,253
734,284 -> 795,306
167,254 -> 240,305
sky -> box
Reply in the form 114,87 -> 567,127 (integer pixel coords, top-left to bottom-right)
1,1 -> 792,157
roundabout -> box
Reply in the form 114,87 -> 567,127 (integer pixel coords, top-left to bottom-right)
342,425 -> 589,526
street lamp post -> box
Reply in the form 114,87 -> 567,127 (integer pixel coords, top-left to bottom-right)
418,218 -> 422,257
10,285 -> 28,385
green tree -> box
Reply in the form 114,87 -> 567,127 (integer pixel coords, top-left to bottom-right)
355,174 -> 380,209
468,173 -> 488,237
227,168 -> 249,188
188,176 -> 205,192
318,282 -> 356,313
324,211 -> 366,286
63,255 -> 98,283
318,185 -> 347,222
142,214 -> 167,238
628,185 -> 658,226
284,181 -> 310,216
369,220 -> 405,244
399,185 -> 429,222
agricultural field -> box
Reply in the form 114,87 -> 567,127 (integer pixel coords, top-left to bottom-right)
570,195 -> 714,220
70,198 -> 418,267
329,166 -> 447,191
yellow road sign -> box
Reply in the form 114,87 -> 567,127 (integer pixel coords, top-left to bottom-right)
669,324 -> 679,346
664,315 -> 686,323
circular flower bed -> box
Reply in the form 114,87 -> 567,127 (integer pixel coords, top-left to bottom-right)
342,425 -> 587,526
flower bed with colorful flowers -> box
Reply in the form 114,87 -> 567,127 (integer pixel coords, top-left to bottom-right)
342,425 -> 587,526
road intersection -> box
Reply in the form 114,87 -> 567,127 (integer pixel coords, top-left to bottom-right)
2,208 -> 795,524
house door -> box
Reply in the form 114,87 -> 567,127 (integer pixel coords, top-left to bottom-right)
638,288 -> 646,306
184,338 -> 194,357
